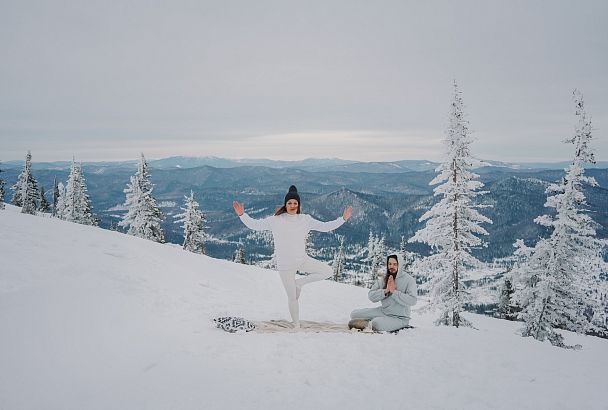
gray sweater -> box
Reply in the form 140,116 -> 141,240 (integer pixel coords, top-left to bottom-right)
368,254 -> 418,319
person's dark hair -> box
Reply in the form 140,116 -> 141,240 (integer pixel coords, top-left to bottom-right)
275,185 -> 301,215
275,204 -> 301,215
384,254 -> 399,288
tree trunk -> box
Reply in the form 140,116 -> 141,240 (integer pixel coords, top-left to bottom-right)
452,159 -> 460,328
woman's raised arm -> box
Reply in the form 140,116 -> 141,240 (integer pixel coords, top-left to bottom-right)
234,201 -> 271,231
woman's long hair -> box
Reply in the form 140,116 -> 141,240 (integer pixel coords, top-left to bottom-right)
384,254 -> 399,288
275,202 -> 301,215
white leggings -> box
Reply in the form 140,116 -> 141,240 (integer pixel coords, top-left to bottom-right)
278,257 -> 333,325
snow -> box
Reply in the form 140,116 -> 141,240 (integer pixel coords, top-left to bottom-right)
107,204 -> 128,211
158,201 -> 177,208
0,205 -> 606,410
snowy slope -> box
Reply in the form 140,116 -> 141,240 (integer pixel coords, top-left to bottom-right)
0,205 -> 606,410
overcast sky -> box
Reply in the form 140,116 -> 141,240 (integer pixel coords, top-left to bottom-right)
1,0 -> 607,163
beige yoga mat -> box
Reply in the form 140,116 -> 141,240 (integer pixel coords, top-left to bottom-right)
253,319 -> 361,333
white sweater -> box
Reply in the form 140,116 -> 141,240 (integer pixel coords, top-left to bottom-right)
239,212 -> 345,270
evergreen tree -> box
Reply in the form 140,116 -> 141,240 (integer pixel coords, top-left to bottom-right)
0,162 -> 5,210
11,151 -> 34,207
399,235 -> 408,260
63,159 -> 96,225
496,275 -> 518,321
119,153 -> 165,243
333,236 -> 346,281
366,231 -> 385,287
399,235 -> 415,273
367,230 -> 376,271
55,182 -> 67,219
409,81 -> 492,327
10,159 -> 25,207
39,186 -> 51,213
13,151 -> 40,215
174,190 -> 207,254
512,90 -> 607,348
233,242 -> 246,264
52,176 -> 59,217
373,235 -> 386,276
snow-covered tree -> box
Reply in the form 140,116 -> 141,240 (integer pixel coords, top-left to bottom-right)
52,176 -> 59,217
333,236 -> 346,281
11,151 -> 36,207
174,190 -> 207,254
409,81 -> 492,327
63,159 -> 96,225
399,235 -> 415,274
38,186 -> 51,213
496,274 -> 518,321
233,242 -> 246,264
14,151 -> 40,215
366,231 -> 386,286
399,235 -> 408,260
10,157 -> 26,207
119,153 -> 165,243
0,162 -> 5,210
374,235 -> 386,276
55,182 -> 66,219
512,90 -> 607,347
367,230 -> 376,270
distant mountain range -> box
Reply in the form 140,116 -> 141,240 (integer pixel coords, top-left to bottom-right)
3,155 -> 608,172
2,156 -> 607,266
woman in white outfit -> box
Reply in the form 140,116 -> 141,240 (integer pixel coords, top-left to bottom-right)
233,185 -> 353,328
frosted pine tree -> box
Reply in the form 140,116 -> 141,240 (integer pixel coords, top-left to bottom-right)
174,190 -> 207,254
119,154 -> 165,243
367,231 -> 377,272
39,186 -> 51,213
373,235 -> 386,276
0,162 -> 5,210
233,242 -> 246,264
399,235 -> 408,260
11,151 -> 40,214
10,154 -> 27,207
55,182 -> 67,219
52,177 -> 59,217
409,81 -> 492,327
366,232 -> 385,287
20,152 -> 40,215
512,90 -> 607,347
496,274 -> 517,321
63,159 -> 96,225
332,236 -> 346,281
399,235 -> 415,273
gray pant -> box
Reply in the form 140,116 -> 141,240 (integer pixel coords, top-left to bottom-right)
350,307 -> 410,332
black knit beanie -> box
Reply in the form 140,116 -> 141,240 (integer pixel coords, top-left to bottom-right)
284,185 -> 300,205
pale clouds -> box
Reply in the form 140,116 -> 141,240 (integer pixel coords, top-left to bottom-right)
9,130 -> 441,162
198,130 -> 444,161
1,1 -> 607,162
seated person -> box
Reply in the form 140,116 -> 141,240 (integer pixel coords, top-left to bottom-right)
350,254 -> 417,332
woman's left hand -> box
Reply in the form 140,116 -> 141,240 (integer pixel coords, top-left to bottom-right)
343,206 -> 353,221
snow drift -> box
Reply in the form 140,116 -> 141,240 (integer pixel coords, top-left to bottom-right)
0,205 -> 606,410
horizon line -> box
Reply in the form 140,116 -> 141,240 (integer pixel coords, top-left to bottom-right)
1,154 -> 599,165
